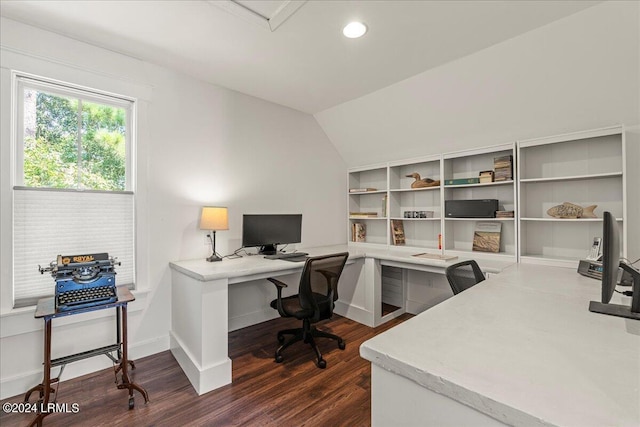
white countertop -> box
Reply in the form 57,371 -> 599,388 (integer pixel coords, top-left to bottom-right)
360,264 -> 640,426
169,245 -> 358,282
169,244 -> 514,282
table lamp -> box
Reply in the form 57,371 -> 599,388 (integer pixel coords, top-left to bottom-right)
199,206 -> 228,262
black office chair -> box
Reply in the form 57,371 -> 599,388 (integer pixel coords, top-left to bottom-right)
445,260 -> 485,295
267,252 -> 349,369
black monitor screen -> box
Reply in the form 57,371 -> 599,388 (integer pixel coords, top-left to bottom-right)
590,210 -> 640,320
242,214 -> 302,254
601,211 -> 620,304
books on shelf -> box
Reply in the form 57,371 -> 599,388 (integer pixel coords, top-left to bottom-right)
493,155 -> 513,182
349,211 -> 379,218
390,219 -> 405,246
382,195 -> 388,218
349,188 -> 378,193
472,222 -> 502,253
495,210 -> 514,218
479,170 -> 494,183
351,223 -> 366,242
445,177 -> 480,185
412,253 -> 458,261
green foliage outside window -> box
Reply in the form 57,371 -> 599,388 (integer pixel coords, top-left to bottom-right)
23,90 -> 127,191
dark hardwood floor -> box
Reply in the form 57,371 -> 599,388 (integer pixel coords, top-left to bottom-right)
1,313 -> 412,426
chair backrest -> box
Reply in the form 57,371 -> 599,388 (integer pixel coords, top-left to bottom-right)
445,260 -> 485,295
298,252 -> 349,322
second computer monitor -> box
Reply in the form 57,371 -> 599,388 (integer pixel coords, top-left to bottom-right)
589,210 -> 640,320
242,214 -> 302,255
600,211 -> 620,304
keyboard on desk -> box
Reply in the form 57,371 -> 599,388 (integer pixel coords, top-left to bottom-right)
56,285 -> 117,311
264,252 -> 309,260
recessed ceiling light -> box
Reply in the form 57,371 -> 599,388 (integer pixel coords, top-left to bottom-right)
343,22 -> 367,39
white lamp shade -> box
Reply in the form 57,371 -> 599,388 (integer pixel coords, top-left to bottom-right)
199,206 -> 229,230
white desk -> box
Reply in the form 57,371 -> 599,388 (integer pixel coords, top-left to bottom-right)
169,244 -> 512,395
360,264 -> 640,427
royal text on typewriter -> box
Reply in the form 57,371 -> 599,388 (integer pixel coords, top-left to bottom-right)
39,253 -> 120,311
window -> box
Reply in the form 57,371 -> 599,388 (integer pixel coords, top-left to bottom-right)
12,74 -> 136,308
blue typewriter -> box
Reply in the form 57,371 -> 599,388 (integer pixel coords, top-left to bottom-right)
39,253 -> 120,312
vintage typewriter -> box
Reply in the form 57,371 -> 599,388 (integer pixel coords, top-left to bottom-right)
39,253 -> 120,312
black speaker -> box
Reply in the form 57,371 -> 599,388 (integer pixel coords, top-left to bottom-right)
445,199 -> 499,218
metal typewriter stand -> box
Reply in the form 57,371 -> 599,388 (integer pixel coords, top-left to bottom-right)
24,286 -> 149,426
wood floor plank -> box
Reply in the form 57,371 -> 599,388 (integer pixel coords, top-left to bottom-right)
0,313 -> 411,426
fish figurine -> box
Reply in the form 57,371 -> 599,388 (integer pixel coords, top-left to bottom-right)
547,202 -> 597,219
405,173 -> 440,189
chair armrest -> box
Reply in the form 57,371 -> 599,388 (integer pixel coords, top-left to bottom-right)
267,278 -> 288,316
267,278 -> 288,289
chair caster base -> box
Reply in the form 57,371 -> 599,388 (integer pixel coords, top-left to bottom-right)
317,359 -> 326,369
338,340 -> 346,350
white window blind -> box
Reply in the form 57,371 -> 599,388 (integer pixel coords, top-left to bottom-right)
13,188 -> 135,307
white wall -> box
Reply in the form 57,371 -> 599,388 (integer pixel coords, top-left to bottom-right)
315,0 -> 640,259
0,17 -> 346,399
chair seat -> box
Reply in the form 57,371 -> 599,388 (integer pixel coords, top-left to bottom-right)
270,292 -> 332,320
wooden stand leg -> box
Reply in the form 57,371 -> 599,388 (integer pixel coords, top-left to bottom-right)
116,305 -> 149,409
26,317 -> 53,427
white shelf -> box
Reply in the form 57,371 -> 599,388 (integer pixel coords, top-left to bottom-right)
445,217 -> 514,221
520,217 -> 623,222
519,172 -> 622,183
391,217 -> 440,221
349,190 -> 387,195
349,217 -> 386,220
444,180 -> 513,189
389,187 -> 440,193
517,126 -> 626,265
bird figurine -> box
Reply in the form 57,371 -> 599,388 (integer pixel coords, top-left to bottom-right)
406,173 -> 440,189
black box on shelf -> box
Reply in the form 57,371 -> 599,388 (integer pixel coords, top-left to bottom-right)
445,199 -> 499,218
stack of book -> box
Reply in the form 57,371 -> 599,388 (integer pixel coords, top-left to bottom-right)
349,188 -> 377,193
493,155 -> 513,181
349,211 -> 378,218
479,170 -> 494,183
496,210 -> 514,218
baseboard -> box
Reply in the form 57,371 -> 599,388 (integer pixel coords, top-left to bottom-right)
334,300 -> 374,327
229,308 -> 279,332
0,334 -> 169,401
406,299 -> 430,315
169,331 -> 231,395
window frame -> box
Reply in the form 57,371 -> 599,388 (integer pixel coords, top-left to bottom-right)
10,72 -> 137,308
14,73 -> 135,192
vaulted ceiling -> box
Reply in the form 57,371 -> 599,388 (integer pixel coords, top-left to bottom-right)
0,0 -> 600,114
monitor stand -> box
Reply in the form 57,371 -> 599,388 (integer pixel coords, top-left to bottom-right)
588,301 -> 640,320
259,244 -> 278,255
589,263 -> 640,320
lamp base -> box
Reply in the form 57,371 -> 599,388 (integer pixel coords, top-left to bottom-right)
206,254 -> 223,262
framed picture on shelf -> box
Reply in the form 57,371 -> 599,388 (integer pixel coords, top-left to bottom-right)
352,222 -> 366,242
391,220 -> 405,246
472,222 -> 502,253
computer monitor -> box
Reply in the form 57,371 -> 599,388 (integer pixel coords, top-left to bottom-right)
242,214 -> 302,255
588,211 -> 640,320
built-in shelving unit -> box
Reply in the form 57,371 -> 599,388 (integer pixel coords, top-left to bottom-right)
347,125 -> 627,267
348,165 -> 388,246
442,144 -> 517,260
388,156 -> 441,250
517,125 -> 626,267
